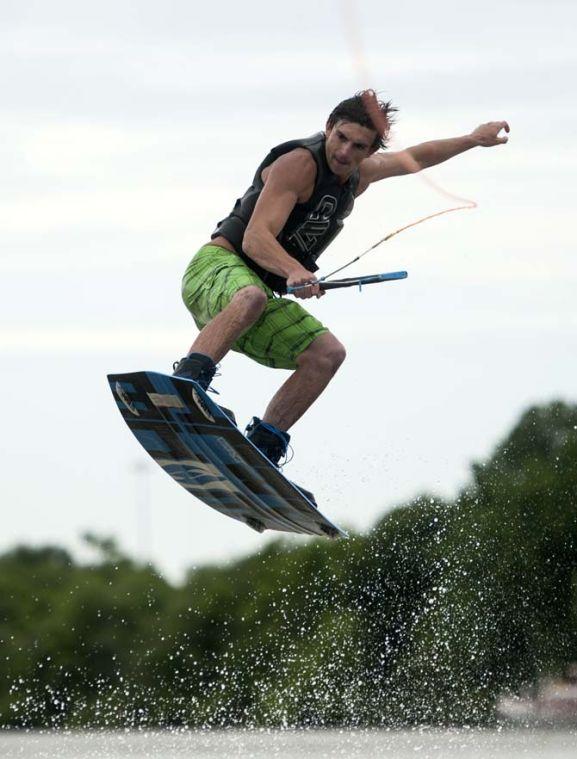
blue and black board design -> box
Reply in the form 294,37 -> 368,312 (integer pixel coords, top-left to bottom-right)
108,371 -> 346,539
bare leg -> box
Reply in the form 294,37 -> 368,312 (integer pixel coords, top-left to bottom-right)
188,286 -> 267,363
262,332 -> 346,431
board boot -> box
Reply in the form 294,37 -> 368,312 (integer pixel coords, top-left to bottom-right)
245,417 -> 317,506
172,352 -> 237,424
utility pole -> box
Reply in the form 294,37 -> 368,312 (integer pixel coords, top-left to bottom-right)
133,460 -> 152,564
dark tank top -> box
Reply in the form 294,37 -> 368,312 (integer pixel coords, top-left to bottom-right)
211,132 -> 359,294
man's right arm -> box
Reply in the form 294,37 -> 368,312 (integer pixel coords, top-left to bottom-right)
243,150 -> 321,299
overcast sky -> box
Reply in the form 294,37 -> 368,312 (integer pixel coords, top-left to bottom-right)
1,0 -> 576,579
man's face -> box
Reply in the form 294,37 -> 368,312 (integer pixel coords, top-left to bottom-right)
324,119 -> 380,180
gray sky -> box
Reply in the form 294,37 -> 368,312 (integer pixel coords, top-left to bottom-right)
1,0 -> 576,579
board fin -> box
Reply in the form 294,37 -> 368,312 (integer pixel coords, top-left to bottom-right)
245,517 -> 266,533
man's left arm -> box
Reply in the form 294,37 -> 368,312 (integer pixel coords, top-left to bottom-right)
359,121 -> 510,188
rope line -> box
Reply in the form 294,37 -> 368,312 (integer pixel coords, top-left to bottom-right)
321,203 -> 473,281
326,2 -> 478,281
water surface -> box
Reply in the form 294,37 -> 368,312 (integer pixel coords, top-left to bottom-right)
1,727 -> 576,758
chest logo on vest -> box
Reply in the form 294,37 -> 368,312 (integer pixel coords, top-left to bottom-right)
287,194 -> 338,253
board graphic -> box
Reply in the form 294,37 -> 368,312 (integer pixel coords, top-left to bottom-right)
108,371 -> 346,539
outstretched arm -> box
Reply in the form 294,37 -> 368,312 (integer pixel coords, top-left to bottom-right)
358,121 -> 510,190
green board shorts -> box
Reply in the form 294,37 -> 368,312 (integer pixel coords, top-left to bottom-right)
181,244 -> 329,370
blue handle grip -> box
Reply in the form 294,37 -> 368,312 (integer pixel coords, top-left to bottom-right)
287,271 -> 408,293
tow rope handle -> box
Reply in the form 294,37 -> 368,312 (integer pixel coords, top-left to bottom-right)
287,270 -> 408,294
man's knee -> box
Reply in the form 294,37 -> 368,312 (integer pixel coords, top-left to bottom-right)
299,333 -> 347,374
231,285 -> 267,320
324,336 -> 346,372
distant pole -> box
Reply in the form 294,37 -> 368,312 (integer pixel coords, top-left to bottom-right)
133,460 -> 152,564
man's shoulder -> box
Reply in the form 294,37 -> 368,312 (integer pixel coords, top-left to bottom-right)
356,152 -> 397,195
264,147 -> 317,190
272,146 -> 317,170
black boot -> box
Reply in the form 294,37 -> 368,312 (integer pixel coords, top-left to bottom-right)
245,417 -> 290,466
172,353 -> 236,425
245,417 -> 317,506
172,352 -> 216,390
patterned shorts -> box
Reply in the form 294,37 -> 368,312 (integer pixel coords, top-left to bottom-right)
181,245 -> 328,369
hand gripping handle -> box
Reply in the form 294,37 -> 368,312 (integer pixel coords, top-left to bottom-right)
287,271 -> 408,293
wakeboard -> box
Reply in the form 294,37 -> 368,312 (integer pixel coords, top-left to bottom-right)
107,371 -> 346,539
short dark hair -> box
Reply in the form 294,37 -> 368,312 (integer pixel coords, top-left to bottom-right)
327,91 -> 397,150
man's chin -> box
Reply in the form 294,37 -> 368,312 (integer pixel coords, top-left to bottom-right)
331,161 -> 349,176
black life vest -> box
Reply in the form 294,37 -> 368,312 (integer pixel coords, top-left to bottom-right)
211,132 -> 359,294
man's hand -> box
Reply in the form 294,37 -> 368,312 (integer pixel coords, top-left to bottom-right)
470,121 -> 510,147
287,268 -> 323,299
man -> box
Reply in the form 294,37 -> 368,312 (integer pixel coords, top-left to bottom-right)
173,92 -> 509,470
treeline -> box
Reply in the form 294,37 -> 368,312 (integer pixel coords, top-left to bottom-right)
1,401 -> 576,728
